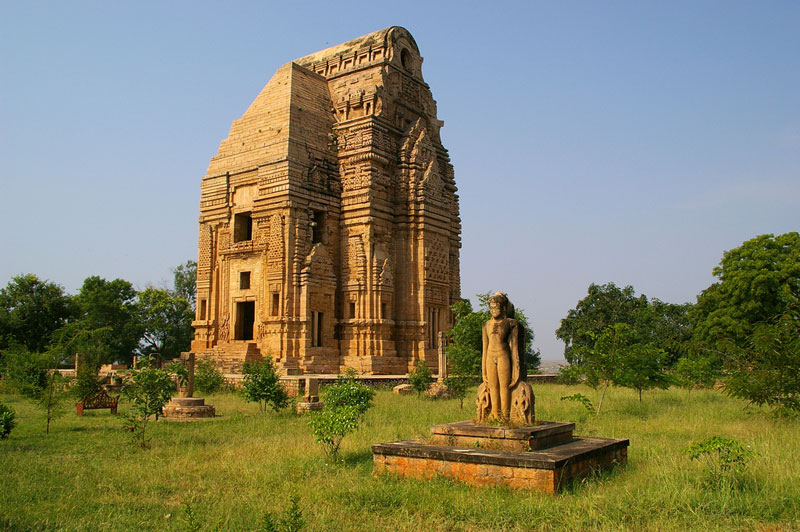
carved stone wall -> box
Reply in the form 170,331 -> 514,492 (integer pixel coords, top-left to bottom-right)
192,27 -> 461,375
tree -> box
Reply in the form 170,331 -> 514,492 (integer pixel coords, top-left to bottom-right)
632,299 -> 693,366
693,233 -> 800,351
674,352 -> 719,393
308,370 -> 375,460
194,359 -> 226,394
570,323 -> 670,412
38,366 -> 67,435
556,283 -> 647,364
242,357 -> 289,413
1,344 -> 47,398
135,287 -> 194,360
173,260 -> 197,311
446,293 -> 540,378
0,274 -> 77,352
722,310 -> 800,417
614,341 -> 672,402
408,360 -> 433,397
73,276 -> 142,365
120,359 -> 175,449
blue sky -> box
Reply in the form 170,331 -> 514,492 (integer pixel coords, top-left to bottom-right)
1,1 -> 798,360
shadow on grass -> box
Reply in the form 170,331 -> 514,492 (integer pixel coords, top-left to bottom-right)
559,461 -> 629,496
341,448 -> 374,468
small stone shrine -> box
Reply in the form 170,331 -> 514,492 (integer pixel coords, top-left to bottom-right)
296,377 -> 324,413
373,292 -> 629,493
161,353 -> 216,420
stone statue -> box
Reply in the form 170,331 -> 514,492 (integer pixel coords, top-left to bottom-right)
476,292 -> 535,425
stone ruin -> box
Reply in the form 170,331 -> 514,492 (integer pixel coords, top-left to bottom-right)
191,27 -> 461,377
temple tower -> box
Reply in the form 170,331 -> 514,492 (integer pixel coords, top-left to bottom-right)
191,27 -> 461,374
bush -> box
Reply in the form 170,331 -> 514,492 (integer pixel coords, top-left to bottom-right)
444,374 -> 473,409
120,359 -> 175,449
72,363 -> 103,402
194,359 -> 226,394
0,401 -> 16,439
408,360 -> 433,397
242,357 -> 289,413
308,370 -> 375,459
259,494 -> 304,532
1,346 -> 47,398
684,436 -> 757,488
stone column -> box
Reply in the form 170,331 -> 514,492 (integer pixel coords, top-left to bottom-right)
178,352 -> 195,398
437,331 -> 448,382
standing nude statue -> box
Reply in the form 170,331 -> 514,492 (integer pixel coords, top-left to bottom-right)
476,292 -> 535,425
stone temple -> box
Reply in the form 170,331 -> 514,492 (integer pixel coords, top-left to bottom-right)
191,27 -> 461,375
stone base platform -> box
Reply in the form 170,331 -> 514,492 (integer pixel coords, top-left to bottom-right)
161,397 -> 216,421
431,420 -> 576,452
296,401 -> 324,413
373,421 -> 628,493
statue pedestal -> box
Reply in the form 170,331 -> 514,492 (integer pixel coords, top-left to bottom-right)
161,397 -> 216,421
373,421 -> 628,493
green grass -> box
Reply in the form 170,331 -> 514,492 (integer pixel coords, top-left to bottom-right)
1,385 -> 799,531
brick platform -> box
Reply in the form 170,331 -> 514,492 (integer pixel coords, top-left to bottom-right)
373,421 -> 628,493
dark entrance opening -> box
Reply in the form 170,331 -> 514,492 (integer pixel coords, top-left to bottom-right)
235,301 -> 255,340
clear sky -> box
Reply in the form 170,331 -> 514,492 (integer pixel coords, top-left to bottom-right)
1,1 -> 798,361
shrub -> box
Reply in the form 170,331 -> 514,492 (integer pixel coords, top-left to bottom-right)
194,359 -> 226,394
2,346 -> 47,398
0,401 -> 16,439
444,374 -> 473,409
259,494 -> 304,532
684,436 -> 757,488
120,359 -> 175,449
242,357 -> 289,413
560,393 -> 595,416
408,360 -> 433,397
309,370 -> 375,459
72,363 -> 104,402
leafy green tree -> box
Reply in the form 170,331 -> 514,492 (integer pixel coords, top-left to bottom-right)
194,359 -> 226,394
242,357 -> 289,413
558,283 -> 693,368
446,293 -> 540,378
444,374 -> 470,409
38,367 -> 67,434
120,359 -> 175,448
73,276 -> 142,365
570,324 -> 629,414
408,360 -> 433,397
722,310 -> 800,417
570,323 -> 669,412
1,344 -> 47,398
632,299 -> 693,366
0,274 -> 77,352
308,370 -> 375,460
173,260 -> 197,311
135,286 -> 194,360
674,351 -> 719,393
614,341 -> 672,402
556,283 -> 648,364
693,232 -> 800,351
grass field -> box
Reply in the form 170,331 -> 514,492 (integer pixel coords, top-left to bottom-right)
1,384 -> 799,531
